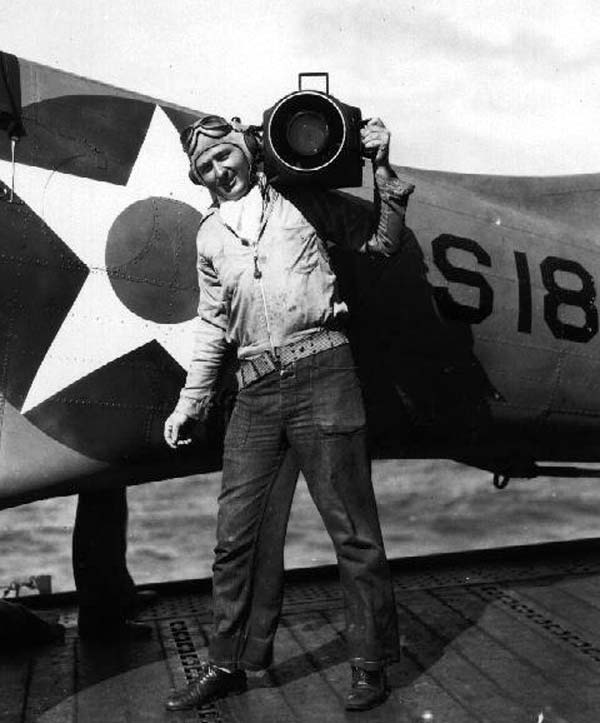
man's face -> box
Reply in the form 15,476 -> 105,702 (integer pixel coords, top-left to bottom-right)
194,143 -> 251,202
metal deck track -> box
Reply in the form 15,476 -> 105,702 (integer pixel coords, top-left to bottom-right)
2,540 -> 600,722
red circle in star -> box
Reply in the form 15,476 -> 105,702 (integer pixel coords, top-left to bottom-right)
106,197 -> 201,323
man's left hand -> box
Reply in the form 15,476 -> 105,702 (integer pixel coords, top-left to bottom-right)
360,118 -> 391,170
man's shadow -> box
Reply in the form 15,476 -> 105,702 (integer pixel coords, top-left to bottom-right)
253,586 -> 492,693
332,227 -> 503,460
282,184 -> 504,461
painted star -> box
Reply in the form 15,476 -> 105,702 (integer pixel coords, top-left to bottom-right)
0,105 -> 211,414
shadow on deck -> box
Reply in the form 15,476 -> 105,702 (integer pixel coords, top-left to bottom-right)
2,539 -> 600,722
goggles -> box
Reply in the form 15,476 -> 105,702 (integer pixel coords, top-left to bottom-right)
181,115 -> 237,156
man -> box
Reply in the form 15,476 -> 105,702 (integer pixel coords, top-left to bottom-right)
163,113 -> 414,712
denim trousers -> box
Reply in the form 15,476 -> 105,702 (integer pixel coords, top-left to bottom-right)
208,344 -> 399,670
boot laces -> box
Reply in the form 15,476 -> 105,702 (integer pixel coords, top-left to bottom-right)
351,665 -> 380,688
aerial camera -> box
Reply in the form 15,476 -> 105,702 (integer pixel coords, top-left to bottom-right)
261,73 -> 364,189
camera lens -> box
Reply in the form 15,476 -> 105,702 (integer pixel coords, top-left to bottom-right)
267,91 -> 347,171
286,111 -> 330,157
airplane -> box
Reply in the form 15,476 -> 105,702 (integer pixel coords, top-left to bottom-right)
2,50 -> 600,722
1,51 -> 599,512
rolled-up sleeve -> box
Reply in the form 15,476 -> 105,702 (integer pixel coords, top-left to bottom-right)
175,251 -> 229,420
365,174 -> 415,255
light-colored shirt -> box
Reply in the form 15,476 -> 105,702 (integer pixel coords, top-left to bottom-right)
176,172 -> 415,419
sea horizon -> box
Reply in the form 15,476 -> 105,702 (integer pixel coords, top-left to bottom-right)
2,459 -> 600,594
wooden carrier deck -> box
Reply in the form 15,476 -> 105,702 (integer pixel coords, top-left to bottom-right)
2,539 -> 600,722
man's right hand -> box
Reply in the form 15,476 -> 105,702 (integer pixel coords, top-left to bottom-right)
164,411 -> 194,449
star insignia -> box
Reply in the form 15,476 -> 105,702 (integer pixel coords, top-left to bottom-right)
0,105 -> 211,414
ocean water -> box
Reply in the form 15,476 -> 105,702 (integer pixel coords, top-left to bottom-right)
2,459 -> 600,593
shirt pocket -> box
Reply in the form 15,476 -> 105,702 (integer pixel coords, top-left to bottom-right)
216,243 -> 253,295
283,229 -> 321,275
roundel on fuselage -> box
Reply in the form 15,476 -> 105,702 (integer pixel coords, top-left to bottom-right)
105,197 -> 201,323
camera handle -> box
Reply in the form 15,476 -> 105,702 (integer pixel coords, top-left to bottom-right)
298,72 -> 329,95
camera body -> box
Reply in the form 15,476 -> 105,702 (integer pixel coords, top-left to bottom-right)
262,75 -> 363,189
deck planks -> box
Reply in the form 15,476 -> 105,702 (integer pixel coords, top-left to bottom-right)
327,602 -> 480,722
0,649 -> 29,723
396,589 -> 528,722
418,585 -> 577,720
2,541 -> 600,722
437,584 -> 600,721
22,634 -> 76,723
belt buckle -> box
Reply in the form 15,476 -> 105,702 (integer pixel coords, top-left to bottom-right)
270,348 -> 281,369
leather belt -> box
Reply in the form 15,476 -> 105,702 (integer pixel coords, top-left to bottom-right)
237,329 -> 348,389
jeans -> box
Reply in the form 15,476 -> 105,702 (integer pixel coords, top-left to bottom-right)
208,344 -> 399,669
